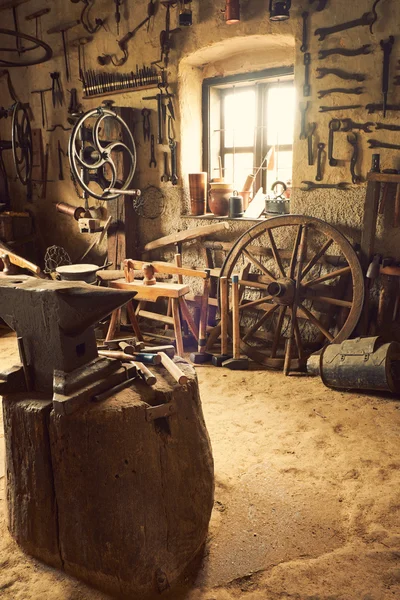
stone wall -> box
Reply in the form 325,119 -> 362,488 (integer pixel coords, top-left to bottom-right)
1,0 -> 399,264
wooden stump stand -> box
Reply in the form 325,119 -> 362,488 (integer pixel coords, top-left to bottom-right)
3,359 -> 214,599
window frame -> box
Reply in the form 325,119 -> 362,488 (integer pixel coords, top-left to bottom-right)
202,66 -> 295,193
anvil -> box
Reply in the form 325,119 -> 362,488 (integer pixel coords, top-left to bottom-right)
0,277 -> 136,414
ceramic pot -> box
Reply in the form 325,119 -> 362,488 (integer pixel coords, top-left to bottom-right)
208,183 -> 233,216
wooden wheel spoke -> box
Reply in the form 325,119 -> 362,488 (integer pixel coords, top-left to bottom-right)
303,266 -> 352,287
243,249 -> 276,282
266,230 -> 286,278
270,305 -> 287,358
301,238 -> 334,281
243,303 -> 279,342
299,303 -> 334,342
302,294 -> 353,308
289,225 -> 303,279
239,295 -> 273,311
239,279 -> 269,291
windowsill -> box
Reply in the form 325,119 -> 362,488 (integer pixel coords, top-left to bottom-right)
182,213 -> 266,221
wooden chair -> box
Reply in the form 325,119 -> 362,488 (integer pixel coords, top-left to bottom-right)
106,258 -> 210,357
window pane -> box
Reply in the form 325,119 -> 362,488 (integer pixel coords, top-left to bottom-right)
224,153 -> 254,190
266,85 -> 296,146
266,150 -> 293,192
224,89 -> 256,148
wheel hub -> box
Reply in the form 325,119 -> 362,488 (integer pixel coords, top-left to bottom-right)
267,278 -> 295,305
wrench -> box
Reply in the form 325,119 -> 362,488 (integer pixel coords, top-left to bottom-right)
380,37 -> 395,118
340,118 -> 375,133
318,87 -> 364,99
368,139 -> 400,150
299,101 -> 309,140
161,152 -> 170,182
366,103 -> 400,114
347,133 -> 362,184
315,12 -> 376,42
149,134 -> 157,167
300,12 -> 309,53
319,105 -> 362,113
168,116 -> 178,185
307,122 -> 316,166
328,119 -> 341,167
309,0 -> 328,11
316,68 -> 366,82
375,122 -> 400,131
316,143 -> 325,182
318,45 -> 373,60
304,53 -> 311,97
301,181 -> 351,191
142,108 -> 151,142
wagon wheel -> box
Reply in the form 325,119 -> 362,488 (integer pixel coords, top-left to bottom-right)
11,102 -> 32,186
219,215 -> 364,374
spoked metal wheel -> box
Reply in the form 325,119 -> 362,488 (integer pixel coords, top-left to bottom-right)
219,215 -> 364,374
11,102 -> 32,186
0,29 -> 52,67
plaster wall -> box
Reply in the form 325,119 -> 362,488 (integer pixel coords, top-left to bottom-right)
1,0 -> 400,264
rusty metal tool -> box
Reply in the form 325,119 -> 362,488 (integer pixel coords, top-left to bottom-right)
318,87 -> 364,99
71,36 -> 93,81
57,140 -> 65,181
340,118 -> 374,133
47,20 -> 80,81
149,134 -> 157,168
47,124 -> 72,132
70,0 -> 103,34
299,101 -> 309,140
316,68 -> 366,82
380,37 -> 395,118
307,122 -> 316,166
314,9 -> 378,41
303,52 -> 311,97
316,143 -> 325,181
368,139 -> 400,150
168,116 -> 178,186
161,152 -> 170,182
142,108 -> 151,142
300,11 -> 309,53
319,105 -> 362,113
318,45 -> 373,60
50,72 -> 64,107
25,8 -> 51,38
114,0 -> 122,35
301,181 -> 350,191
375,122 -> 400,131
99,14 -> 151,67
328,119 -> 341,167
31,87 -> 51,129
366,103 -> 400,114
347,133 -> 362,184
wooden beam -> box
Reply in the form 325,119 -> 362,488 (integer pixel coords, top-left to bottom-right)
144,222 -> 230,251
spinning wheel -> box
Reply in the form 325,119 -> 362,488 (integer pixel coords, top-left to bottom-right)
218,215 -> 364,373
0,28 -> 52,67
0,102 -> 32,186
69,107 -> 137,201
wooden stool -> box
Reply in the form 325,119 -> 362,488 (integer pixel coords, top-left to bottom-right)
106,259 -> 209,357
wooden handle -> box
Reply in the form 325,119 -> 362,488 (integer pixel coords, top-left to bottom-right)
395,184 -> 400,227
220,276 -> 228,356
198,271 -> 210,353
231,275 -> 240,360
159,352 -> 188,385
99,350 -> 161,365
132,362 -> 156,386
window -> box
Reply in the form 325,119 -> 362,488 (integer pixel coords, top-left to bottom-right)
202,67 -> 295,197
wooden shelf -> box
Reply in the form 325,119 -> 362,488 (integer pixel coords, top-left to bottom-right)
182,214 -> 266,222
367,172 -> 400,184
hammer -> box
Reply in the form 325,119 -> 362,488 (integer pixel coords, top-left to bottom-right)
222,275 -> 249,370
212,276 -> 232,366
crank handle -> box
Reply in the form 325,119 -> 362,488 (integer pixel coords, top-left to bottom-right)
104,188 -> 141,197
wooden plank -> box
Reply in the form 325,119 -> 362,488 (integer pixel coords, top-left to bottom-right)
360,180 -> 381,270
126,259 -> 208,280
138,310 -> 174,325
143,222 -> 230,251
111,280 -> 190,300
368,173 -> 400,184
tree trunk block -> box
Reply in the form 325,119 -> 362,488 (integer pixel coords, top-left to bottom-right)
3,360 -> 214,599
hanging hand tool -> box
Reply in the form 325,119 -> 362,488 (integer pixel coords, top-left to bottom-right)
68,88 -> 82,117
301,181 -> 350,191
380,36 -> 395,118
149,134 -> 157,168
368,139 -> 400,150
316,143 -> 325,182
114,0 -> 122,35
47,20 -> 80,82
307,122 -> 316,166
25,8 -> 51,39
31,87 -> 51,129
316,68 -> 366,82
309,0 -> 328,10
161,152 -> 170,182
347,133 -> 362,184
299,101 -> 309,140
340,118 -> 374,133
147,0 -> 157,31
328,119 -> 341,167
50,72 -> 64,108
152,1 -> 181,69
303,53 -> 311,97
318,87 -> 364,99
375,122 -> 400,131
70,0 -> 103,34
300,12 -> 309,53
71,36 -> 93,81
314,8 -> 379,41
168,116 -> 178,186
318,45 -> 373,60
47,124 -> 72,132
366,103 -> 400,114
57,141 -> 65,181
98,14 -> 151,67
142,108 -> 151,142
143,88 -> 174,144
319,105 -> 362,112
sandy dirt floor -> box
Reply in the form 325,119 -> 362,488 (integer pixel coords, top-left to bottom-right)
0,331 -> 400,600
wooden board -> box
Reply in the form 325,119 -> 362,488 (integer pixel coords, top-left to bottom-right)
144,222 -> 230,252
111,279 -> 191,300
